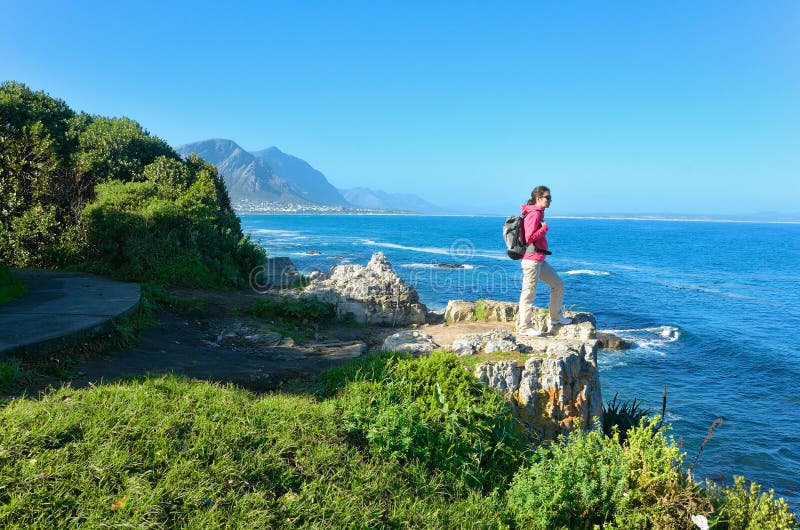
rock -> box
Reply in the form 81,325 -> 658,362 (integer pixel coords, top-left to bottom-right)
451,328 -> 520,356
309,341 -> 366,359
475,339 -> 602,441
426,309 -> 445,324
305,250 -> 321,255
383,330 -> 439,356
302,252 -> 427,326
252,257 -> 301,291
452,334 -> 484,356
596,331 -> 633,350
445,300 -> 475,322
436,263 -> 464,269
444,299 -> 519,323
553,321 -> 596,340
307,269 -> 325,282
482,300 -> 519,322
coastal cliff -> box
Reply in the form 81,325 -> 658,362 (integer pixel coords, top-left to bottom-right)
298,252 -> 606,440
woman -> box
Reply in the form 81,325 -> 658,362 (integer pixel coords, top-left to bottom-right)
518,185 -> 571,337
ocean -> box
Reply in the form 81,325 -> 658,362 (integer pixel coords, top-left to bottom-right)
241,213 -> 800,509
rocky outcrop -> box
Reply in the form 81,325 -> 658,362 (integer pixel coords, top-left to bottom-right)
451,328 -> 521,356
475,339 -> 602,441
303,252 -> 427,326
444,299 -> 518,323
383,330 -> 439,356
251,257 -> 301,291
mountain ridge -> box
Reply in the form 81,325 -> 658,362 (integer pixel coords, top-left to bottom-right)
176,139 -> 442,212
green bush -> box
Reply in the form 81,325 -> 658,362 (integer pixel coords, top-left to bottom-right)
0,82 -> 265,288
0,264 -> 28,304
335,351 -> 528,493
708,476 -> 798,529
79,179 -> 263,287
506,419 -> 711,529
248,296 -> 335,326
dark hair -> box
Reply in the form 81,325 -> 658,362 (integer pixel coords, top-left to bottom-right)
526,185 -> 550,205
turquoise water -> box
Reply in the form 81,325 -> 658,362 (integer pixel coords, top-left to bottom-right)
241,213 -> 800,508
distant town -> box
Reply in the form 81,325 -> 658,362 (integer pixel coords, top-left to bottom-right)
233,199 -> 411,215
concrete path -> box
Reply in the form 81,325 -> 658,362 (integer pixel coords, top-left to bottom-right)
0,270 -> 140,357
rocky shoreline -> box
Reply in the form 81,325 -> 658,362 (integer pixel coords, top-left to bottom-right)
269,251 -> 631,440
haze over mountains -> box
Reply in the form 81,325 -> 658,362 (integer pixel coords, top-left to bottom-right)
175,139 -> 442,213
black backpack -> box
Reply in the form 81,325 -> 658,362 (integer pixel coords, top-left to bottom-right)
503,213 -> 551,260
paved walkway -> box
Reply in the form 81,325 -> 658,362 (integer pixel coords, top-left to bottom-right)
0,270 -> 140,357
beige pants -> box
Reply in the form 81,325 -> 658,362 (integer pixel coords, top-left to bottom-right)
518,259 -> 565,331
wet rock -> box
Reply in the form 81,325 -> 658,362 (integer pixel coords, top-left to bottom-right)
596,331 -> 632,350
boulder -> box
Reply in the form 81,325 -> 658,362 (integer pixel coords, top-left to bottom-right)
302,252 -> 427,326
596,331 -> 633,350
445,299 -> 519,323
383,330 -> 439,356
451,328 -> 520,356
475,339 -> 602,441
252,257 -> 301,291
444,300 -> 475,322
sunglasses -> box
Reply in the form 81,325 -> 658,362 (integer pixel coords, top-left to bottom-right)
540,195 -> 552,200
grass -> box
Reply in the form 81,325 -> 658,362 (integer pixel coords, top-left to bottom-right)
0,372 -> 512,528
0,265 -> 28,305
0,353 -> 796,529
247,296 -> 335,339
0,359 -> 32,394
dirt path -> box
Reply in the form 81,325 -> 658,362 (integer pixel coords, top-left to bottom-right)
10,288 -> 399,397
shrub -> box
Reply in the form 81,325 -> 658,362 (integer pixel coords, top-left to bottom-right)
248,296 -> 335,327
0,82 -> 264,287
708,476 -> 798,530
507,419 -> 712,529
335,351 -> 528,493
602,392 -> 653,444
0,264 -> 28,304
79,179 -> 264,287
3,204 -> 62,267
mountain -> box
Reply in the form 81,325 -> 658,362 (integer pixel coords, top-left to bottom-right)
177,139 -> 442,212
340,187 -> 442,213
251,147 -> 347,206
176,139 -> 339,205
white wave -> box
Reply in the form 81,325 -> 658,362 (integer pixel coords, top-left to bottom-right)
249,228 -> 304,237
401,263 -> 475,270
565,269 -> 611,276
602,325 -> 681,352
361,239 -> 506,261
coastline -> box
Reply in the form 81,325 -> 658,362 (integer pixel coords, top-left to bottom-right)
236,208 -> 800,224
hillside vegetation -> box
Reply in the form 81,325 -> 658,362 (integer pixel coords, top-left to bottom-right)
0,82 -> 264,287
0,352 -> 796,529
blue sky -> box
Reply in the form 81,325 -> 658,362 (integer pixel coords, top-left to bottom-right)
2,1 -> 798,216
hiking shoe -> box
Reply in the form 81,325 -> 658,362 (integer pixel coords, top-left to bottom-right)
550,316 -> 572,326
520,329 -> 543,337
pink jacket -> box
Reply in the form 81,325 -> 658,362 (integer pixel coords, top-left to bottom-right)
521,204 -> 548,261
